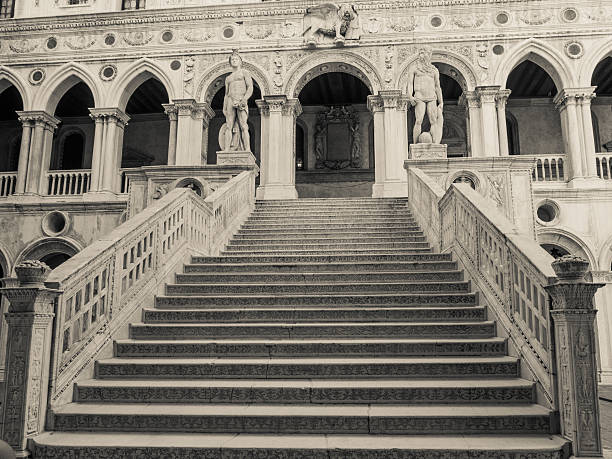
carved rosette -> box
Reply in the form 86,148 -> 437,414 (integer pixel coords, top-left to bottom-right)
544,257 -> 604,457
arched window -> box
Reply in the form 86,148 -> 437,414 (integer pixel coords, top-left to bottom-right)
506,111 -> 520,155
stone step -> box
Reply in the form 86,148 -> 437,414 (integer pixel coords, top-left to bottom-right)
114,337 -> 508,358
192,253 -> 450,264
30,432 -> 571,459
144,306 -> 486,323
224,242 -> 431,251
51,403 -> 553,435
245,217 -> 418,224
229,235 -> 428,244
164,280 -> 470,296
129,321 -> 495,340
234,229 -> 425,238
240,223 -> 422,231
247,211 -> 413,218
183,260 -> 459,274
74,378 -> 535,404
155,292 -> 477,308
255,197 -> 409,204
95,356 -> 519,379
219,249 -> 434,257
175,270 -> 464,284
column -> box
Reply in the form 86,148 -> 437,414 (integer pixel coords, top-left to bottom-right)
173,99 -> 211,166
576,87 -> 599,178
554,90 -> 585,182
1,261 -> 59,457
475,85 -> 501,157
368,91 -> 409,197
14,111 -> 60,195
162,104 -> 178,166
201,104 -> 216,165
88,110 -> 105,191
496,89 -> 512,156
463,92 -> 483,158
544,256 -> 605,457
256,96 -> 301,200
15,116 -> 33,194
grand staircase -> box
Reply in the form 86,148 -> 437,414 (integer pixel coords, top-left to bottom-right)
32,198 -> 569,458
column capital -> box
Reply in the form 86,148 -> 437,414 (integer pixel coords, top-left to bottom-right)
258,95 -> 290,116
282,98 -> 302,118
461,91 -> 481,109
553,87 -> 597,110
16,111 -> 60,131
196,102 -> 216,122
162,103 -> 178,121
495,89 -> 512,108
378,90 -> 409,110
88,108 -> 130,127
367,95 -> 384,113
474,85 -> 501,104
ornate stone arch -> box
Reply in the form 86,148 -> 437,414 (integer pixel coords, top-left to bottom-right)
53,126 -> 87,170
110,58 -> 176,111
0,240 -> 15,278
34,62 -> 101,114
598,233 -> 612,272
0,66 -> 31,111
494,38 -> 574,90
284,51 -> 383,97
15,236 -> 83,271
537,228 -> 597,268
579,38 -> 612,87
397,50 -> 478,93
196,60 -> 271,104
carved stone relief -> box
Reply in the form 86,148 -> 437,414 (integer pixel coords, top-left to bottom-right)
313,106 -> 361,170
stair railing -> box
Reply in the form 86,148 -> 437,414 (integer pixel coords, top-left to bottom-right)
406,165 -> 604,456
0,170 -> 256,455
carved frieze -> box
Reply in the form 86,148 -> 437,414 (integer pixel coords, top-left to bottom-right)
245,24 -> 273,40
9,38 -> 38,54
65,34 -> 96,50
452,14 -> 486,29
519,10 -> 553,25
122,31 -> 153,46
387,16 -> 417,32
183,29 -> 213,43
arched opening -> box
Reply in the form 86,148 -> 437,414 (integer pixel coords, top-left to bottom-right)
40,252 -> 71,269
19,238 -> 80,271
505,60 -> 562,156
295,71 -> 373,198
206,77 -> 262,166
51,82 -> 95,171
0,84 -> 24,174
407,67 -> 467,157
296,123 -> 306,170
122,78 -> 169,168
540,243 -> 570,259
591,57 -> 612,159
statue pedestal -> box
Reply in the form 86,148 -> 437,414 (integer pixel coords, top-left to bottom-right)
408,143 -> 447,160
217,150 -> 257,166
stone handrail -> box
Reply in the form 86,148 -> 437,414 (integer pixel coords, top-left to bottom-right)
407,166 -> 558,407
532,154 -> 566,182
46,169 -> 91,195
0,172 -> 17,197
43,169 -> 255,408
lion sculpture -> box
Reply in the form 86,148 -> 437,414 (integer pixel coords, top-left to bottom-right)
303,3 -> 360,48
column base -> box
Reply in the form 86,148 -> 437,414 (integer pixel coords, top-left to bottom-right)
372,181 -> 408,198
83,191 -> 124,201
408,143 -> 448,159
568,176 -> 604,189
256,184 -> 298,200
217,150 -> 257,166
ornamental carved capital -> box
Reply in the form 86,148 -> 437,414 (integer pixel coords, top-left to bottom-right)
16,111 -> 60,131
495,89 -> 512,108
475,85 -> 501,104
544,282 -> 604,311
162,103 -> 178,121
88,108 -> 130,127
367,95 -> 384,113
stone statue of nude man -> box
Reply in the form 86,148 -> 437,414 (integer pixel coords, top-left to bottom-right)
407,46 -> 444,144
222,50 -> 253,151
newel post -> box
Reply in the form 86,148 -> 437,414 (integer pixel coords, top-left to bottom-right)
1,261 -> 59,457
544,255 -> 604,458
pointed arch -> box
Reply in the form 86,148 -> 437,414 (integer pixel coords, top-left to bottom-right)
397,50 -> 478,93
110,58 -> 176,111
195,60 -> 271,104
537,228 -> 597,269
34,62 -> 100,114
494,39 -> 574,90
580,38 -> 612,87
284,51 -> 383,97
0,66 -> 31,111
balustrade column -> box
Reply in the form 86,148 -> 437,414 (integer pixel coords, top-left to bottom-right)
544,257 -> 605,457
475,86 -> 501,157
463,92 -> 483,157
1,263 -> 59,457
496,89 -> 511,157
256,96 -> 301,200
14,111 -> 60,195
162,104 -> 178,166
15,117 -> 33,194
555,90 -> 585,183
368,91 -> 409,197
